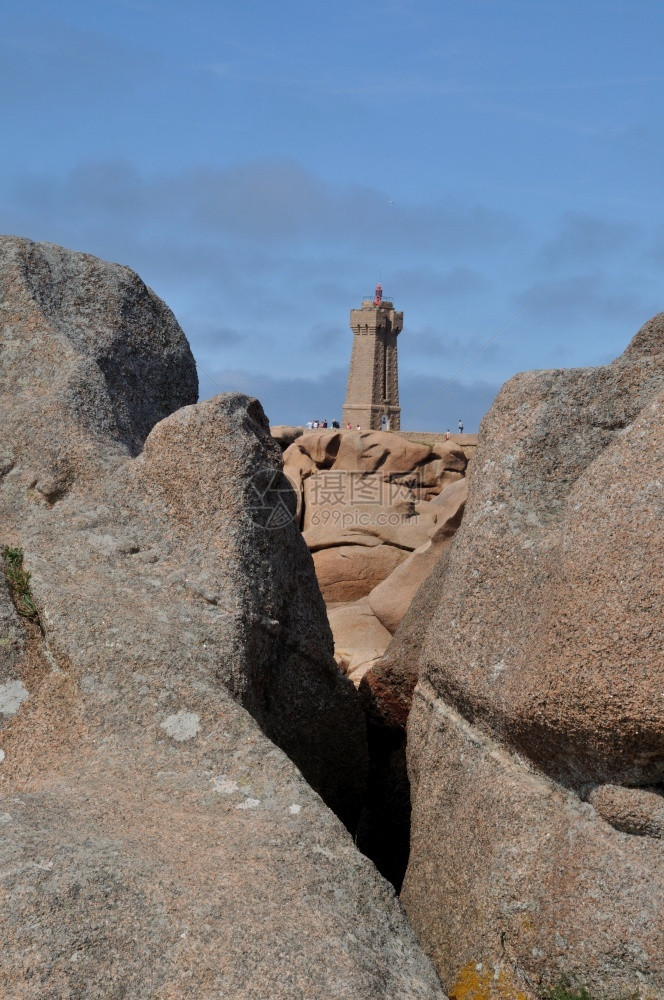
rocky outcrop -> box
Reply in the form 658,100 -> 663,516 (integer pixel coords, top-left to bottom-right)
0,238 -> 446,998
270,424 -> 304,449
335,476 -> 470,880
286,430 -> 466,510
286,429 -> 469,680
0,575 -> 444,999
368,478 -> 467,634
400,314 -> 664,997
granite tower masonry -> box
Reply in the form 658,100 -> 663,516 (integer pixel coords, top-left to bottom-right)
342,284 -> 403,431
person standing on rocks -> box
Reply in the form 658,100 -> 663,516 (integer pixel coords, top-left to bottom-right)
458,419 -> 463,434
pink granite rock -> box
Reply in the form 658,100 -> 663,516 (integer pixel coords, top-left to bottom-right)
313,543 -> 409,603
401,314 -> 664,997
0,237 -> 445,999
368,479 -> 467,634
328,597 -> 393,685
332,431 -> 432,476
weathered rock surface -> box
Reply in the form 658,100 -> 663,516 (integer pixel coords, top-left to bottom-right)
0,238 -> 446,999
399,431 -> 479,463
406,687 -> 663,1000
284,429 -> 343,470
0,235 -> 198,481
270,424 -> 304,449
303,510 -> 437,553
401,315 -> 664,997
588,783 -> 664,839
413,321 -> 664,787
368,479 -> 468,634
313,543 -> 409,603
328,598 -> 393,685
0,603 -> 444,999
0,578 -> 28,695
352,478 -> 470,893
301,471 -> 415,533
287,431 -> 469,676
331,432 -> 431,477
285,431 -> 468,514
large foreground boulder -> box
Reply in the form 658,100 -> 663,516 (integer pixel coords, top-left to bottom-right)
401,315 -> 664,997
0,577 -> 444,999
0,238 -> 445,998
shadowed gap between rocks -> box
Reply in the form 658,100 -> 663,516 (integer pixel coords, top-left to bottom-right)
273,428 -> 473,890
355,698 -> 413,890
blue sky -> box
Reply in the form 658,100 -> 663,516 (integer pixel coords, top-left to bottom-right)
2,0 -> 663,430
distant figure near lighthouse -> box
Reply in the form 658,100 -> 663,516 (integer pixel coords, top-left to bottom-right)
342,286 -> 403,432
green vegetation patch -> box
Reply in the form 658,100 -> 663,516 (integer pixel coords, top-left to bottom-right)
2,546 -> 40,624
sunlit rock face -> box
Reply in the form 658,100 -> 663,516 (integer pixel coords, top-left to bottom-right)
401,314 -> 664,998
284,428 -> 470,684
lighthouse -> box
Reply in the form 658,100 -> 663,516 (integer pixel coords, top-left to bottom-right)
342,285 -> 403,431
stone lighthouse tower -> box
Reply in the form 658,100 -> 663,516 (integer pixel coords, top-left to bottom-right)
342,284 -> 403,431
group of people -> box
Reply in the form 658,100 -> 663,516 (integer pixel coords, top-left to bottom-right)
305,419 -> 340,429
305,419 -> 363,431
304,418 -> 465,434
444,420 -> 464,440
